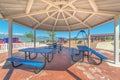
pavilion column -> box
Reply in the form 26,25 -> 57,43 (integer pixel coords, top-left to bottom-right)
8,19 -> 13,58
114,15 -> 119,65
69,31 -> 71,49
88,28 -> 91,48
52,31 -> 54,43
34,29 -> 36,48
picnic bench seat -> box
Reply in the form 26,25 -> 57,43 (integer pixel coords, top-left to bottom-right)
71,47 -> 107,65
7,57 -> 45,73
87,49 -> 108,65
92,50 -> 107,59
70,48 -> 84,62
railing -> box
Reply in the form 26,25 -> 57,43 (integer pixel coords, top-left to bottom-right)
0,42 -> 41,53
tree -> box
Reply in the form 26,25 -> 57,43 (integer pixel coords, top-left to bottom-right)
25,31 -> 34,42
46,31 -> 56,41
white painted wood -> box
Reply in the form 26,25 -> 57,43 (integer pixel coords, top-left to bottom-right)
0,13 -> 3,18
114,15 -> 119,65
88,0 -> 98,12
34,11 -> 57,29
28,15 -> 39,23
93,19 -> 113,28
62,11 -> 70,31
6,9 -> 57,19
69,31 -> 71,49
34,29 -> 36,48
64,8 -> 120,16
8,19 -> 13,58
83,13 -> 95,23
1,0 -> 120,32
88,28 -> 91,48
41,0 -> 60,9
53,12 -> 60,31
62,0 -> 77,9
52,31 -> 54,43
65,11 -> 90,28
46,5 -> 52,10
26,0 -> 34,14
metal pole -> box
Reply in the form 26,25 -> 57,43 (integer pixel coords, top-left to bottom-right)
34,29 -> 36,48
8,19 -> 13,58
88,28 -> 91,48
52,31 -> 54,43
114,15 -> 119,65
69,31 -> 71,49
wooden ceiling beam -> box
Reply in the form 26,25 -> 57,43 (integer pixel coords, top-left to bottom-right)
5,9 -> 57,19
88,0 -> 98,12
64,8 -> 120,16
28,15 -> 39,23
52,12 -> 60,31
25,0 -> 34,14
65,11 -> 90,28
34,11 -> 57,29
41,0 -> 60,9
83,13 -> 95,23
0,13 -> 4,18
92,19 -> 113,28
62,0 -> 77,9
62,11 -> 71,31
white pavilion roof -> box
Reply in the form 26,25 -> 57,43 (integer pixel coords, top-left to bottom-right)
0,0 -> 120,31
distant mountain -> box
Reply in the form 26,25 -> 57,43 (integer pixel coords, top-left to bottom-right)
0,33 -> 58,42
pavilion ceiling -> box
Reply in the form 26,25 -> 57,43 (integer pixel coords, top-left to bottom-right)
0,0 -> 120,31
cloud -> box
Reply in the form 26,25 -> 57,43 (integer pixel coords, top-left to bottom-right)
13,33 -> 24,35
0,32 -> 8,35
0,32 -> 24,36
0,32 -> 4,34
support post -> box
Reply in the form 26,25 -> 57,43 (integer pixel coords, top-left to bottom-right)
88,28 -> 91,48
34,29 -> 36,48
8,19 -> 13,58
52,31 -> 54,43
114,15 -> 119,65
69,31 -> 71,49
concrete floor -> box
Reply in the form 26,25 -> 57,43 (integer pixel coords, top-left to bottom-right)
0,47 -> 120,80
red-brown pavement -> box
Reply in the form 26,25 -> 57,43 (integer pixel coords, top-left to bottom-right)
0,47 -> 120,80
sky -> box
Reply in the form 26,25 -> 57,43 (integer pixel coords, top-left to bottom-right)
0,19 -> 120,38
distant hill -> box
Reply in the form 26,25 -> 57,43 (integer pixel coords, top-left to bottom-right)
0,33 -> 58,42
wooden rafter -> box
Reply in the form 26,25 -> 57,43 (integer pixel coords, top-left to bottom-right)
25,0 -> 34,14
6,9 -> 57,19
62,11 -> 70,31
28,15 -> 39,23
88,0 -> 98,12
54,12 -> 60,26
64,8 -> 120,16
62,0 -> 77,9
69,4 -> 76,10
53,1 -> 67,5
13,20 -> 32,29
52,12 -> 60,31
92,18 -> 113,28
46,5 -> 52,10
65,11 -> 90,28
62,12 -> 69,26
69,22 -> 80,26
41,0 -> 60,9
1,0 -> 120,32
34,11 -> 57,29
83,13 -> 95,23
96,15 -> 106,20
73,11 -> 76,16
0,13 -> 3,18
